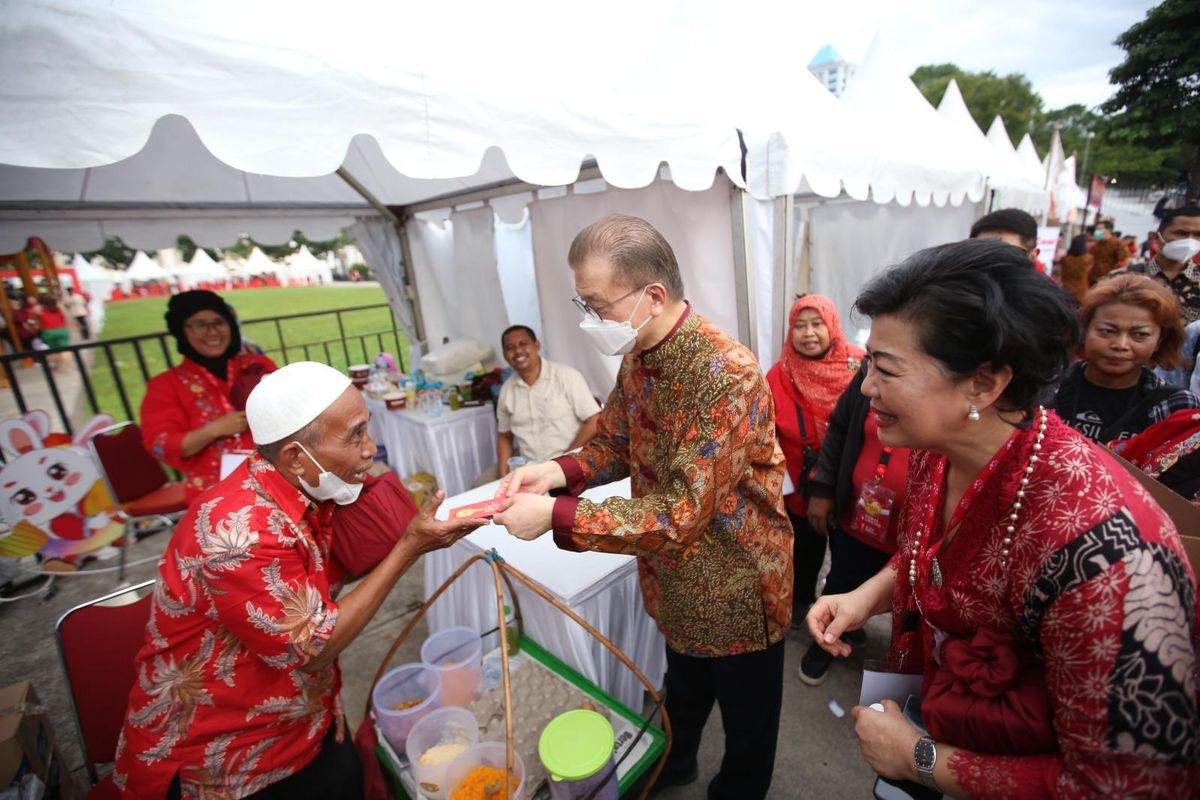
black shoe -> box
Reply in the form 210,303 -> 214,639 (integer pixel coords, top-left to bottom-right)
798,641 -> 834,686
845,628 -> 868,647
628,762 -> 699,797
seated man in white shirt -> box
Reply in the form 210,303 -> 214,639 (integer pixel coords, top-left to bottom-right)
496,325 -> 600,476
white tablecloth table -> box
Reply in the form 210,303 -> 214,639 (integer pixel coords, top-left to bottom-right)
364,397 -> 497,497
424,478 -> 667,711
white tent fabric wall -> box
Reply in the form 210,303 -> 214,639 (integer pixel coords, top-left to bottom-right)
806,199 -> 984,337
405,218 -> 458,356
495,210 -> 544,342
529,177 -> 740,399
749,199 -> 778,370
451,206 -> 510,356
347,219 -> 419,365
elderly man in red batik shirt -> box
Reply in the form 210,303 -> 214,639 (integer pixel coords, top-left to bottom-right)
492,215 -> 793,800
113,361 -> 491,799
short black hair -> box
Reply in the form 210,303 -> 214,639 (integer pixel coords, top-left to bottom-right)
969,209 -> 1038,251
1097,219 -> 1114,231
855,238 -> 1080,414
501,325 -> 537,347
1159,205 -> 1200,232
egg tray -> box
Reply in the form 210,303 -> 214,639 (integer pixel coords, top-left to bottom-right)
467,649 -> 606,793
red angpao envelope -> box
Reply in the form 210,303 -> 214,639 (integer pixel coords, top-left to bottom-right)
448,495 -> 522,520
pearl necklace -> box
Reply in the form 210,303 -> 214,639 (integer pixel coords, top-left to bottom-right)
908,406 -> 1048,590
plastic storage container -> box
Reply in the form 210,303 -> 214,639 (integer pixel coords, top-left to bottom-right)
421,627 -> 483,706
445,741 -> 526,800
372,662 -> 442,751
405,707 -> 481,800
538,710 -> 618,800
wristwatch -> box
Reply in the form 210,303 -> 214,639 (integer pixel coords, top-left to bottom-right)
913,735 -> 938,791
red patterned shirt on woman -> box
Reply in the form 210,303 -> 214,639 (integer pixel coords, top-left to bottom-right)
113,454 -> 344,799
888,412 -> 1199,798
141,353 -> 276,503
550,306 -> 793,656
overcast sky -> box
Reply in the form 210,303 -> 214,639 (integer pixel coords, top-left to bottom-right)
794,0 -> 1154,109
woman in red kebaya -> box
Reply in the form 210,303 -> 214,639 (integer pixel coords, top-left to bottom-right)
141,290 -> 276,502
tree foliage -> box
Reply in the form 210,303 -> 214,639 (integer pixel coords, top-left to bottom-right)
1100,0 -> 1200,194
912,63 -> 1043,140
82,236 -> 135,269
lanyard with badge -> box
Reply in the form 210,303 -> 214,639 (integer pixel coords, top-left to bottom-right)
851,444 -> 894,544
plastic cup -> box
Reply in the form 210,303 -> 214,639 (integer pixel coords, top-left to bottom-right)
539,710 -> 617,800
421,627 -> 483,707
372,663 -> 442,752
406,707 -> 481,800
445,741 -> 526,800
506,456 -> 528,472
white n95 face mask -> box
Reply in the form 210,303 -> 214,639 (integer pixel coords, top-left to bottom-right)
1161,238 -> 1200,264
294,442 -> 364,505
578,287 -> 652,356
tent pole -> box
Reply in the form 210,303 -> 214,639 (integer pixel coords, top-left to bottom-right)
335,167 -> 427,347
727,183 -> 758,352
772,194 -> 794,351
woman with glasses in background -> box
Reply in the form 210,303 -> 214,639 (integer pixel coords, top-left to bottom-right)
141,290 -> 277,503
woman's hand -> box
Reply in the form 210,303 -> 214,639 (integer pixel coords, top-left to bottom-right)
403,490 -> 496,555
806,588 -> 875,657
209,411 -> 248,438
495,461 -> 565,498
851,700 -> 923,781
492,493 -> 556,541
807,496 -> 836,535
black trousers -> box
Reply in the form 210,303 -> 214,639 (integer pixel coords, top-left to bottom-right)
788,508 -> 827,608
166,721 -> 363,800
823,526 -> 892,596
662,638 -> 785,800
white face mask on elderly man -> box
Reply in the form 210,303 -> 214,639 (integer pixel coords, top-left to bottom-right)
293,441 -> 364,505
578,286 -> 653,356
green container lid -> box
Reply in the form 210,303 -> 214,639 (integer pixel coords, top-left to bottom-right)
538,709 -> 614,781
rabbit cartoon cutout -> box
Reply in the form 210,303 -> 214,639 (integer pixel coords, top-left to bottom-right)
0,411 -> 123,560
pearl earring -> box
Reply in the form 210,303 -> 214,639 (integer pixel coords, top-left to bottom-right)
967,404 -> 981,422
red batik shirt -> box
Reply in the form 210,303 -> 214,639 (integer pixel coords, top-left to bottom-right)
887,412 -> 1199,798
141,354 -> 276,503
113,455 -> 344,800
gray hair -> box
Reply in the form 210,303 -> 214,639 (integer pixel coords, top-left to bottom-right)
567,214 -> 685,300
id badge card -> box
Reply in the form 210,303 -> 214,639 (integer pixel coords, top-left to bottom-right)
852,478 -> 896,545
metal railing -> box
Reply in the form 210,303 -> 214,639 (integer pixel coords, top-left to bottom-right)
1,303 -> 408,436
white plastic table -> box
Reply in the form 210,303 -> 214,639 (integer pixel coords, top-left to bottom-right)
363,396 -> 497,496
423,478 -> 667,711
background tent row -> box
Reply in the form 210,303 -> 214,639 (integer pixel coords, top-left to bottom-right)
0,0 -> 1074,398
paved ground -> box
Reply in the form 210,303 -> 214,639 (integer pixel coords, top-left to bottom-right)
0,527 -> 888,799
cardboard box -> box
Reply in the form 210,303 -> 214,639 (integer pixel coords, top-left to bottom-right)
1110,451 -> 1200,575
0,681 -> 54,789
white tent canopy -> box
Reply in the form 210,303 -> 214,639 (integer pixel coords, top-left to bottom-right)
288,246 -> 333,284
936,80 -> 1047,214
124,250 -> 171,282
243,247 -> 279,277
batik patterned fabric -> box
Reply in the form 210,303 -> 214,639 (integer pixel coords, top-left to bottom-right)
141,354 -> 277,503
886,412 -> 1199,798
551,307 -> 793,657
113,454 -> 343,799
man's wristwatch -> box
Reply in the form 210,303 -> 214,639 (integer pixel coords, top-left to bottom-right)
913,735 -> 939,791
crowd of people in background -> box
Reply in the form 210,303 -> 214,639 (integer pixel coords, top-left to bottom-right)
0,286 -> 92,367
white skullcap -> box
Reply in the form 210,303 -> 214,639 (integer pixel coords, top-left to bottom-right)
245,361 -> 352,444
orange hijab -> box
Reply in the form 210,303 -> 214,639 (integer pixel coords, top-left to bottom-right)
777,294 -> 865,437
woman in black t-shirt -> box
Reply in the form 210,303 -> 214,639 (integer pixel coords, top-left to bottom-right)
1053,273 -> 1200,443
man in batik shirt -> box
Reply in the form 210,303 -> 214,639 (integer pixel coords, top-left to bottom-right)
493,215 -> 792,800
113,361 -> 488,799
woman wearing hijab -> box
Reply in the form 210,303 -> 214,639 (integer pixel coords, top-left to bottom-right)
765,294 -> 865,623
141,290 -> 277,502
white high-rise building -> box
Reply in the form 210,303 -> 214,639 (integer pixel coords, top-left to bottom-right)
808,44 -> 856,97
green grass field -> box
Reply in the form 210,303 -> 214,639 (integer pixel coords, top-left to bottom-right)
86,285 -> 410,420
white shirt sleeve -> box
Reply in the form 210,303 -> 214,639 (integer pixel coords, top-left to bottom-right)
496,380 -> 513,434
564,366 -> 601,421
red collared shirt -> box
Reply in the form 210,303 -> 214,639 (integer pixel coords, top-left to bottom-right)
113,455 -> 343,799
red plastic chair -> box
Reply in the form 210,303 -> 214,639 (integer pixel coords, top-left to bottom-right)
88,422 -> 187,579
56,579 -> 155,798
